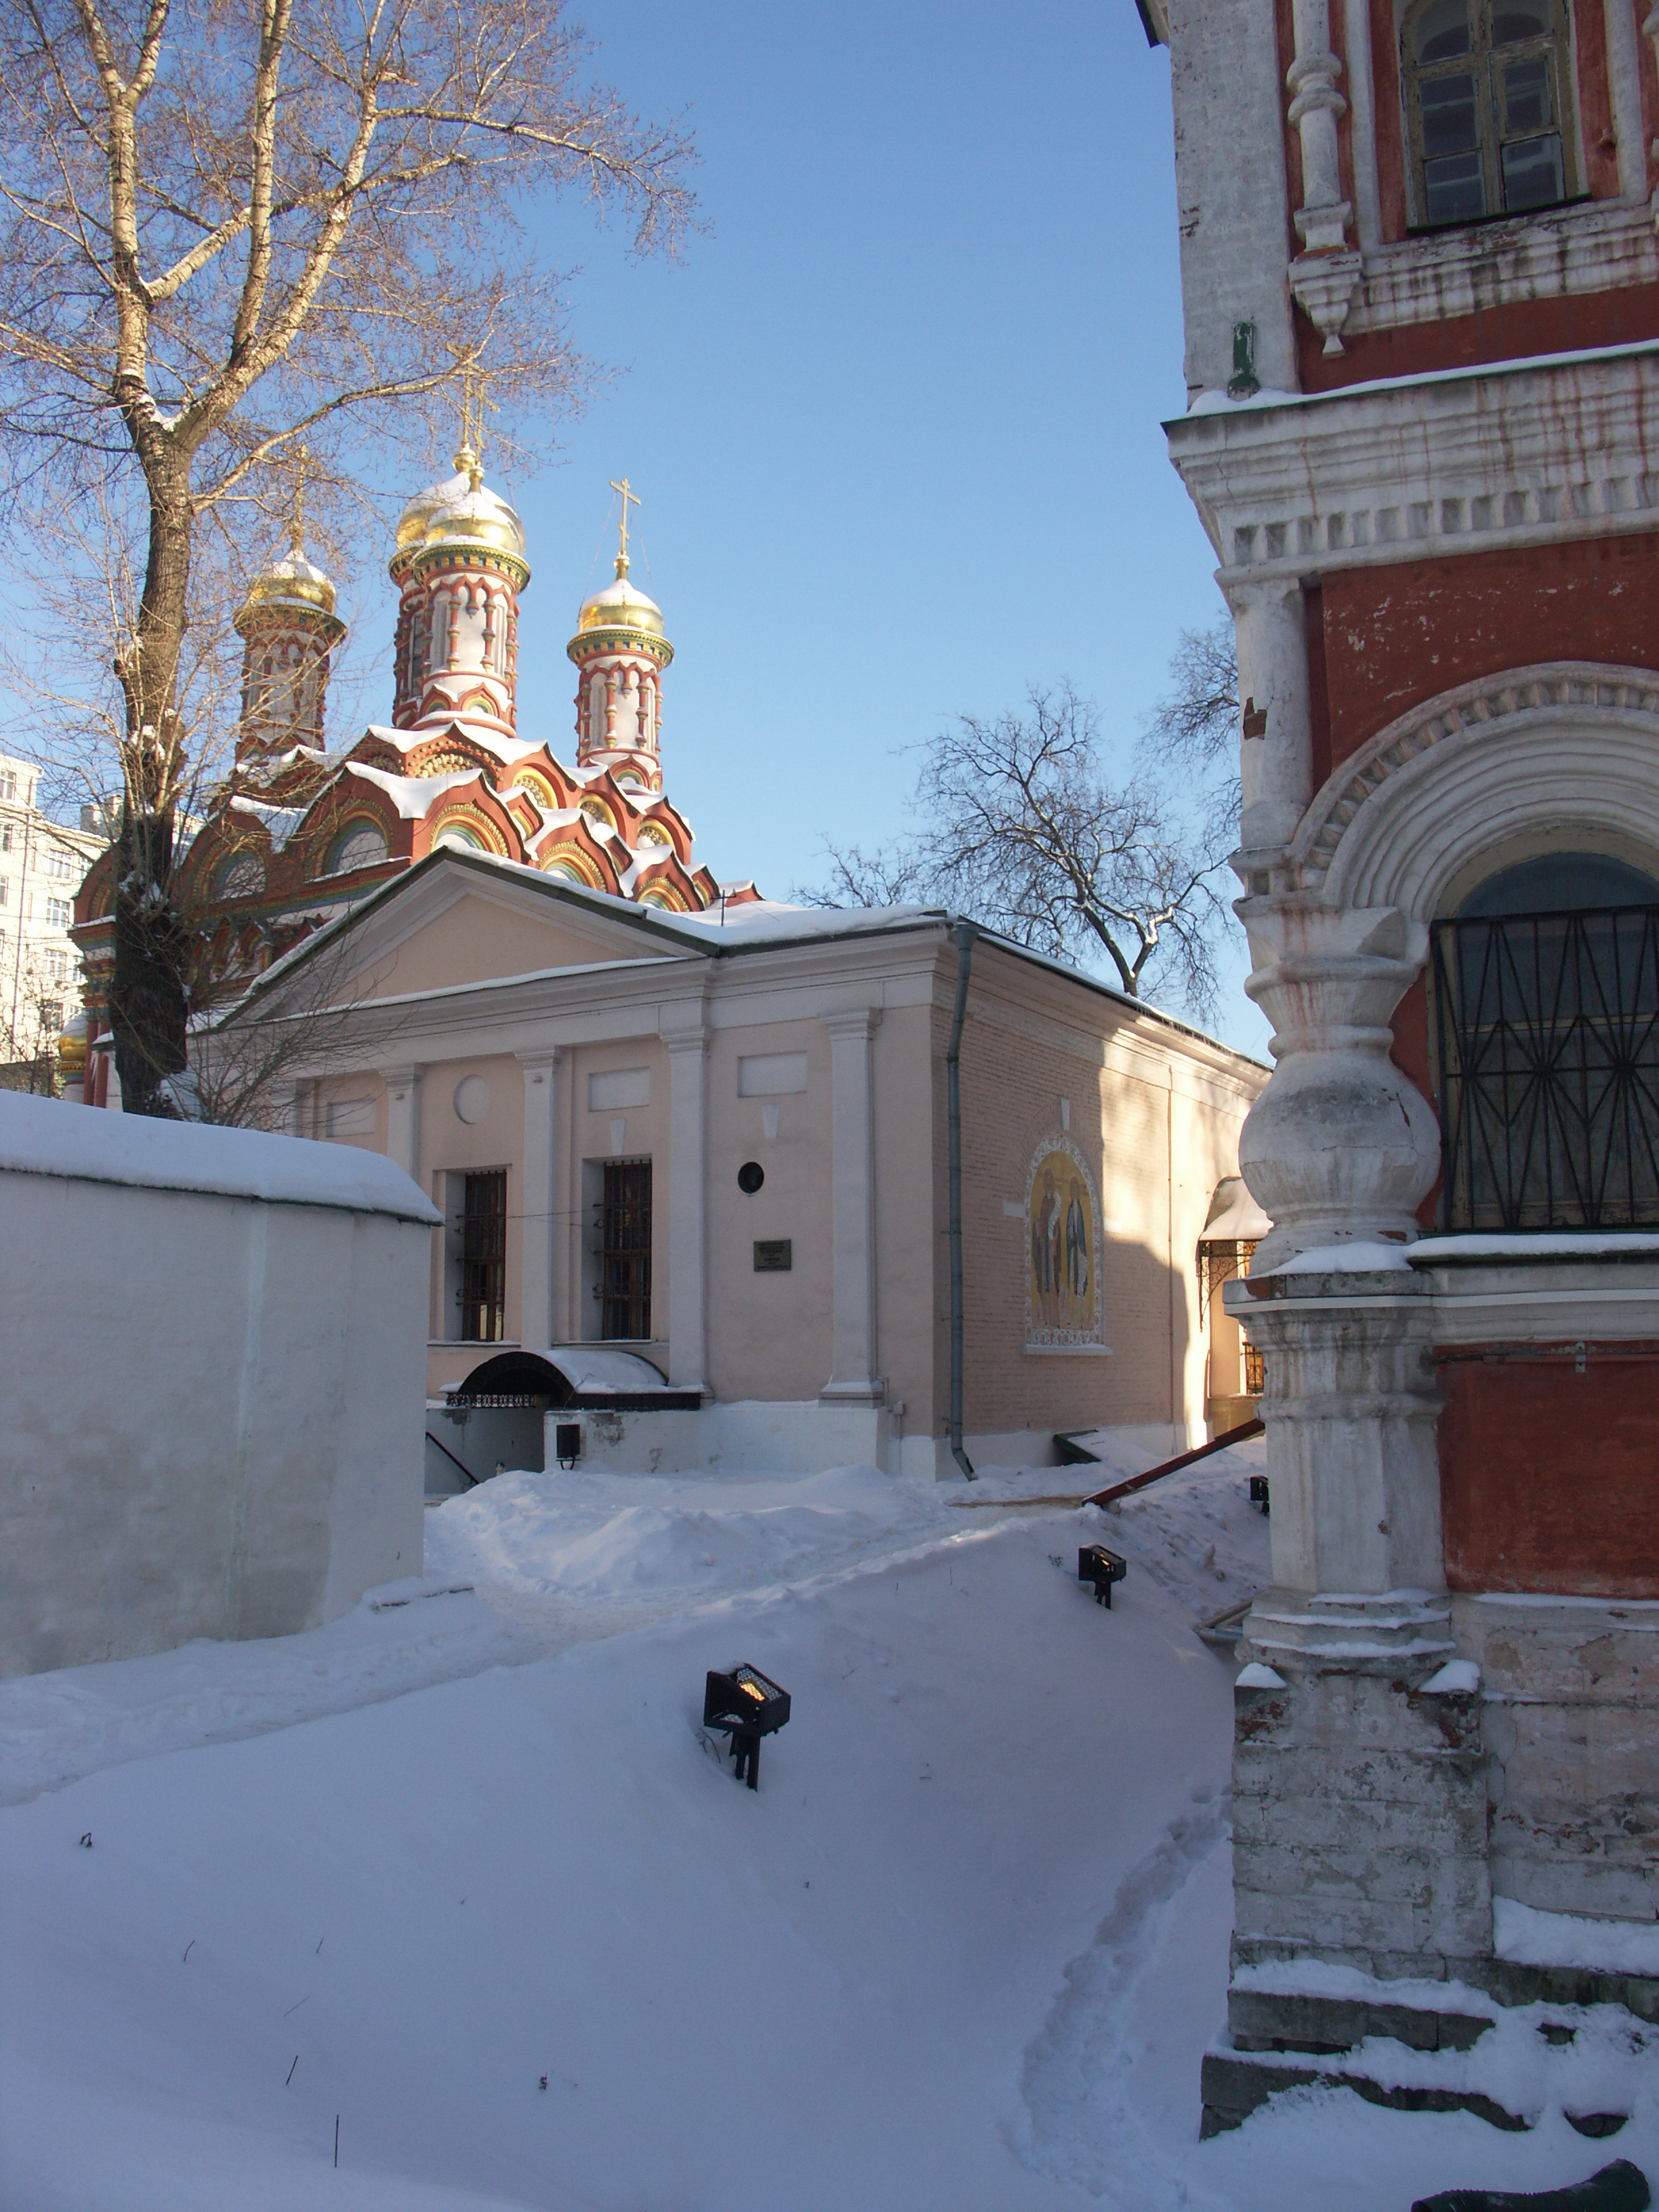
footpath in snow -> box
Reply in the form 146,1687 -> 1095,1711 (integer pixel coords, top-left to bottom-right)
3,1439 -> 1654,2211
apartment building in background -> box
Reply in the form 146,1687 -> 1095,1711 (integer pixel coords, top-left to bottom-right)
0,754 -> 108,1083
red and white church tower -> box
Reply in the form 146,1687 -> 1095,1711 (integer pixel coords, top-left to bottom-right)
73,465 -> 754,1063
568,477 -> 674,796
1141,0 -> 1659,2136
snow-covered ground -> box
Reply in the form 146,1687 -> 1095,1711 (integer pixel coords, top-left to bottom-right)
3,1440 -> 1654,2211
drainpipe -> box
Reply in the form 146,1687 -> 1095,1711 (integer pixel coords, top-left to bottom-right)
946,917 -> 977,1479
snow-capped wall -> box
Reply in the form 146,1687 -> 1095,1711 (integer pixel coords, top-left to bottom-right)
0,1093 -> 435,1677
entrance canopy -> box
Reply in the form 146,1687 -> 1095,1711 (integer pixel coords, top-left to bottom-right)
448,1347 -> 703,1412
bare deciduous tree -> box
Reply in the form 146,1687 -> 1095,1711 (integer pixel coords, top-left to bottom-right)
802,682 -> 1231,1019
0,0 -> 696,1109
1145,616 -> 1240,771
178,924 -> 399,1128
1139,613 -> 1242,862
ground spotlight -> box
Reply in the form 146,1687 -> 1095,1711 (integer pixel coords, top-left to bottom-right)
703,1664 -> 791,1790
1078,1544 -> 1128,1608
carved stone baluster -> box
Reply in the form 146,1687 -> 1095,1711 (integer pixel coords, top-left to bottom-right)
1287,0 -> 1364,352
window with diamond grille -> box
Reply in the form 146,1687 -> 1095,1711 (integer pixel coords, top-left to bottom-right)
1431,856 -> 1659,1231
459,1169 -> 508,1342
599,1159 -> 652,1340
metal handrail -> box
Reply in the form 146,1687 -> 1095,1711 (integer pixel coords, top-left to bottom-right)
424,1431 -> 479,1488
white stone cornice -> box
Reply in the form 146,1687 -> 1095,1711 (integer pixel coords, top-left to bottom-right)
1344,199 -> 1658,340
1168,344 -> 1659,583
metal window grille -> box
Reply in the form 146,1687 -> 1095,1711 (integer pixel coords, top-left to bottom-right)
459,1169 -> 508,1343
1431,901 -> 1659,1231
600,1159 -> 652,1340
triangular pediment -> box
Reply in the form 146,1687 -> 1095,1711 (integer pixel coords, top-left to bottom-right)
247,850 -> 705,1014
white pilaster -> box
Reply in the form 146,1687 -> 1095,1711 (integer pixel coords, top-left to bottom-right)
1286,0 -> 1364,351
384,1065 -> 422,1181
662,1020 -> 708,1393
1340,0 -> 1380,249
821,1008 -> 884,1404
516,1048 -> 560,1351
1609,0 -> 1648,201
1229,577 -> 1314,859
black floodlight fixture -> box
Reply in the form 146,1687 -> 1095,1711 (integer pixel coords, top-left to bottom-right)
1078,1544 -> 1128,1608
703,1663 -> 791,1790
1248,1475 -> 1271,1517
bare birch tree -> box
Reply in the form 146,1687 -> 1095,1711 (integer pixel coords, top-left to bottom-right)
0,0 -> 695,1109
804,682 -> 1231,1019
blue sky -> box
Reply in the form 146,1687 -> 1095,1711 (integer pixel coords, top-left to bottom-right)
343,2 -> 1270,1053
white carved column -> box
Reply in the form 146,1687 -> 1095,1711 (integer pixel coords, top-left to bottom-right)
516,1048 -> 560,1351
1287,0 -> 1363,352
821,1008 -> 884,1404
1235,898 -> 1440,1269
1229,577 -> 1315,860
663,1021 -> 708,1393
384,1065 -> 423,1181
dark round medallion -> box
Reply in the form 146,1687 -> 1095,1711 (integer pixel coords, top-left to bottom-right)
737,1160 -> 764,1193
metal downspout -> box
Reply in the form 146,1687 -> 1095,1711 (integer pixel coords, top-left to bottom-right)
947,918 -> 976,1479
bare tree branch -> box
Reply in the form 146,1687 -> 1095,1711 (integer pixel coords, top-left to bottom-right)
804,681 -> 1233,1023
0,0 -> 698,1107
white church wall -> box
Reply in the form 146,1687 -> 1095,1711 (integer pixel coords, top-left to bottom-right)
0,1094 -> 435,1679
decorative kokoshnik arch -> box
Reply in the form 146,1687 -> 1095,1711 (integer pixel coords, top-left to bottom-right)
1287,662 -> 1659,924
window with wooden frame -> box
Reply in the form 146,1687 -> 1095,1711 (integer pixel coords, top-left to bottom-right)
598,1159 -> 652,1340
1404,0 -> 1576,228
459,1169 -> 508,1343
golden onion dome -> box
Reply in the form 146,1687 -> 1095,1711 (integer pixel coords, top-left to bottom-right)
575,554 -> 665,639
57,1010 -> 88,1079
395,449 -> 474,554
242,536 -> 338,618
422,466 -> 527,564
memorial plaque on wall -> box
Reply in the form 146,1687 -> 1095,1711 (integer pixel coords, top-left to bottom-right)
753,1240 -> 793,1272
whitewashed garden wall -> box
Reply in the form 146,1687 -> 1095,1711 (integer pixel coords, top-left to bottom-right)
0,1093 -> 438,1677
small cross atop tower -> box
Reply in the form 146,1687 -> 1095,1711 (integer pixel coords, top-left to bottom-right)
610,476 -> 640,572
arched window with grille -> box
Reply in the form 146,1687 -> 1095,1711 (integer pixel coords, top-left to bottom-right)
1405,0 -> 1576,228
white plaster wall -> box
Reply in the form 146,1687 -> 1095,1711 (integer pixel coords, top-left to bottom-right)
1170,0 -> 1298,398
0,1168 -> 428,1677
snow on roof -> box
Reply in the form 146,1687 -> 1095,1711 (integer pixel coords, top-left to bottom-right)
1181,335 -> 1659,421
360,723 -> 549,771
665,896 -> 945,944
345,760 -> 483,817
0,1090 -> 440,1223
543,1345 -> 676,1394
228,796 -> 310,851
1200,1174 -> 1272,1243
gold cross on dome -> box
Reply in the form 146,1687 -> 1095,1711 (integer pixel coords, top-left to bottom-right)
610,476 -> 640,564
289,445 -> 312,551
448,349 -> 500,470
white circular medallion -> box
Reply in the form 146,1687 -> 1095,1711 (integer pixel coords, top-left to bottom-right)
453,1075 -> 491,1125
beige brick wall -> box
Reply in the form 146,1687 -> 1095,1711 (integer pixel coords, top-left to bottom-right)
952,943 -> 1262,1441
